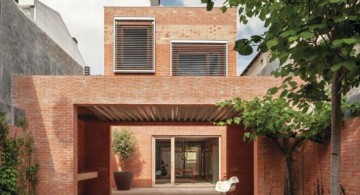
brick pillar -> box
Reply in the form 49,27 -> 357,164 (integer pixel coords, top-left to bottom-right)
227,125 -> 254,195
78,121 -> 111,195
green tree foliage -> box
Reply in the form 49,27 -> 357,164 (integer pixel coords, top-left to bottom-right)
112,129 -> 137,171
218,95 -> 331,195
0,113 -> 39,195
203,0 -> 360,193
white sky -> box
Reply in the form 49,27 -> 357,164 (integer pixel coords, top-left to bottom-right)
39,0 -> 265,75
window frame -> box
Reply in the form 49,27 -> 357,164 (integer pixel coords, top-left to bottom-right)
170,40 -> 228,76
113,17 -> 156,73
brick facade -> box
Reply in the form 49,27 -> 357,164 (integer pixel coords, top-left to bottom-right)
109,122 -> 227,188
104,7 -> 238,76
10,4 -> 360,195
227,125 -> 254,195
12,76 -> 282,194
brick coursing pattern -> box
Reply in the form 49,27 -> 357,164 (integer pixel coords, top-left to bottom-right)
254,117 -> 360,195
12,76 -> 282,194
104,7 -> 238,77
109,122 -> 227,188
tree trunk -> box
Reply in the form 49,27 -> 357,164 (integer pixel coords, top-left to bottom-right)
330,71 -> 341,195
121,158 -> 126,171
285,154 -> 293,195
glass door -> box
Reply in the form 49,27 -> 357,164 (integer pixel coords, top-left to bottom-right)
153,136 -> 220,187
154,138 -> 172,186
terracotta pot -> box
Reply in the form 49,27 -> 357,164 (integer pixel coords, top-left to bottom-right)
114,171 -> 133,190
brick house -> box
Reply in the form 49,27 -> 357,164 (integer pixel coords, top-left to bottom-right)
11,5 -> 286,195
11,3 -> 360,195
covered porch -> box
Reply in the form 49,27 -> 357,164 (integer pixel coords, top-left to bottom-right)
12,76 -> 280,194
77,104 -> 253,194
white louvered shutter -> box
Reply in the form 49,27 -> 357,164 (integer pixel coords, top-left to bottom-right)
114,19 -> 155,73
172,42 -> 227,76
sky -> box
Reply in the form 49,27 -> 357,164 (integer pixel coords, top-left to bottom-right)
40,0 -> 265,75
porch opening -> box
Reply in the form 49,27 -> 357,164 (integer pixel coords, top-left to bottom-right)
76,104 -> 253,195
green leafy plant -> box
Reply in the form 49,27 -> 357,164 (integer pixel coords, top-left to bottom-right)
18,132 -> 40,195
342,100 -> 360,117
0,112 -> 39,195
218,95 -> 331,195
112,129 -> 137,171
203,0 -> 360,193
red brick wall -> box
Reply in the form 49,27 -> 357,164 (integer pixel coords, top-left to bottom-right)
78,119 -> 86,194
109,122 -> 227,188
104,7 -> 238,76
227,125 -> 254,195
255,117 -> 360,195
302,117 -> 360,195
78,121 -> 111,195
254,138 -> 285,195
11,76 -> 281,194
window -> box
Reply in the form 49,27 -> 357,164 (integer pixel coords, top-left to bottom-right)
114,18 -> 155,73
171,41 -> 227,76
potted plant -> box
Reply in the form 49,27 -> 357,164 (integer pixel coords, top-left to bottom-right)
112,128 -> 137,190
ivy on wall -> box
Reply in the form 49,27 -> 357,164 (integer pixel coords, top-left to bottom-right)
0,112 -> 39,195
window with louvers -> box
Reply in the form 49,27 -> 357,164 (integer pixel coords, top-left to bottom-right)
114,19 -> 154,73
172,42 -> 227,76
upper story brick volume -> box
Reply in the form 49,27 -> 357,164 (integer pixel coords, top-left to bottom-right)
104,7 -> 238,76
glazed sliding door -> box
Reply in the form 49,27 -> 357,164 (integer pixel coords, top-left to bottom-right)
153,138 -> 174,186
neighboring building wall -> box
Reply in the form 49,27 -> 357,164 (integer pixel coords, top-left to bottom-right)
241,51 -> 271,76
258,58 -> 281,76
241,51 -> 283,76
35,1 -> 86,67
347,87 -> 360,103
242,50 -> 360,102
254,116 -> 360,194
12,76 -> 284,194
0,0 -> 83,123
104,7 -> 238,76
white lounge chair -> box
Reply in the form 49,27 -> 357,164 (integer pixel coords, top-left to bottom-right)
215,176 -> 239,195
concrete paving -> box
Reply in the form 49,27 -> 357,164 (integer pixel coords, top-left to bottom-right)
112,188 -> 219,195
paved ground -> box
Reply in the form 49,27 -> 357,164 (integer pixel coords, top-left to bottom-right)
112,188 -> 219,195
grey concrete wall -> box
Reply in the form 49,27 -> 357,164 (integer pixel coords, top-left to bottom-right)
35,1 -> 86,66
0,0 -> 83,124
242,51 -> 280,76
258,58 -> 280,76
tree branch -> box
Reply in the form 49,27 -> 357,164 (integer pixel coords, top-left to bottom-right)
289,137 -> 305,154
272,137 -> 285,155
320,34 -> 331,48
345,77 -> 360,88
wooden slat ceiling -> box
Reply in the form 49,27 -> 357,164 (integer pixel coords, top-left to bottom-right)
79,105 -> 238,122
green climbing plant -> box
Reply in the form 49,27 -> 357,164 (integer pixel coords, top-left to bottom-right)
0,112 -> 39,195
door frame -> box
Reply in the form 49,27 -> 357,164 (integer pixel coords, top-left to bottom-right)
152,136 -> 175,187
152,136 -> 221,187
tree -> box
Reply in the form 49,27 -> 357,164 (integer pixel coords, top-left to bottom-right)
203,0 -> 360,193
218,95 -> 331,195
112,129 -> 137,171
